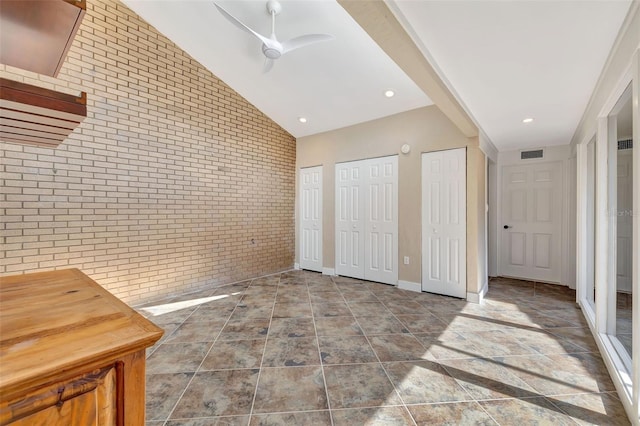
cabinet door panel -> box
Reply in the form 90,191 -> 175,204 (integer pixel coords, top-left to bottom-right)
4,367 -> 116,426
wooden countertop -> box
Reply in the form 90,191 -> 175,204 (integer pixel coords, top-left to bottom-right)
0,269 -> 163,399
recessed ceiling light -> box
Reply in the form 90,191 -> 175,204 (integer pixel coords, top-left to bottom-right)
384,89 -> 395,98
522,118 -> 534,123
298,117 -> 307,123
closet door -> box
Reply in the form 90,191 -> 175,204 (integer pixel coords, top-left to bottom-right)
365,157 -> 398,285
336,156 -> 398,284
335,161 -> 365,279
300,166 -> 322,272
422,148 -> 467,298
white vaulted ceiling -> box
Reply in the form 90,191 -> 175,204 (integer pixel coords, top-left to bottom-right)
123,0 -> 633,151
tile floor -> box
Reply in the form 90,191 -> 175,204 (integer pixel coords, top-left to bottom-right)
139,272 -> 631,425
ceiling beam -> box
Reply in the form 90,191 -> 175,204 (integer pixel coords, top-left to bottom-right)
338,0 -> 478,138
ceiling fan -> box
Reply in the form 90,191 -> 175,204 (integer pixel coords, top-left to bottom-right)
214,0 -> 334,73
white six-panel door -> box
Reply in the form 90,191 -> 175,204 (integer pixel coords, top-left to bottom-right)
336,156 -> 398,285
422,148 -> 467,298
300,166 -> 323,272
499,161 -> 562,282
336,162 -> 365,279
365,157 -> 399,284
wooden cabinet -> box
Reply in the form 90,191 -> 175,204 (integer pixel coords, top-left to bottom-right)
0,269 -> 164,425
0,78 -> 87,148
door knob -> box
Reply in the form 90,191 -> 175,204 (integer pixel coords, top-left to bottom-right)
504,225 -> 511,229
372,225 -> 377,229
353,224 -> 357,229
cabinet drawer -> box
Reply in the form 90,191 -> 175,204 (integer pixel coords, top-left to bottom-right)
2,366 -> 116,426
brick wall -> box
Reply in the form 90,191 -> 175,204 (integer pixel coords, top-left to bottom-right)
0,0 -> 296,304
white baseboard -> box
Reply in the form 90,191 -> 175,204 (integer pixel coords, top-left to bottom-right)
322,268 -> 335,276
466,280 -> 489,304
398,280 -> 421,293
294,263 -> 301,270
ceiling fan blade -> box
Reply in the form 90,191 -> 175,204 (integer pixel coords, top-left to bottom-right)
282,34 -> 334,54
263,58 -> 275,74
214,3 -> 271,46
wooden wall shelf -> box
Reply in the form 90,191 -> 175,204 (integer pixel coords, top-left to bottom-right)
0,0 -> 86,77
0,78 -> 87,148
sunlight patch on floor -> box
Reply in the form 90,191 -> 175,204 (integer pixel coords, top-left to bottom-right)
141,292 -> 241,316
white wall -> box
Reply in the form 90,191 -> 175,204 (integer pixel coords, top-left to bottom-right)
296,106 -> 487,301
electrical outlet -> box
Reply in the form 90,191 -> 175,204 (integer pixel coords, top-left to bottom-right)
403,256 -> 409,265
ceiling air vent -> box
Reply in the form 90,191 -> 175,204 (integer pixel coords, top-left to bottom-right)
618,139 -> 633,150
521,149 -> 543,160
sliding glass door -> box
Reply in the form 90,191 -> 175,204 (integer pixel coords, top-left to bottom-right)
607,83 -> 633,364
576,51 -> 638,423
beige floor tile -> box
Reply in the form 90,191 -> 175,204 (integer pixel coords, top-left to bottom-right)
267,317 -> 315,338
166,416 -> 249,426
332,406 -> 414,426
479,397 -> 576,425
249,410 -> 331,426
318,335 -> 378,364
171,369 -> 259,418
314,316 -> 363,336
262,336 -> 320,367
202,339 -> 266,370
369,334 -> 433,362
147,342 -> 211,374
324,363 -> 401,409
252,366 -> 327,413
146,372 -> 193,421
439,357 -> 537,400
272,302 -> 312,318
407,401 -> 497,425
548,392 -> 631,426
358,315 -> 410,336
383,360 -> 471,404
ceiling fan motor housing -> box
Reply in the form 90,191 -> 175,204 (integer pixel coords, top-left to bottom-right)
214,1 -> 333,71
262,45 -> 281,59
